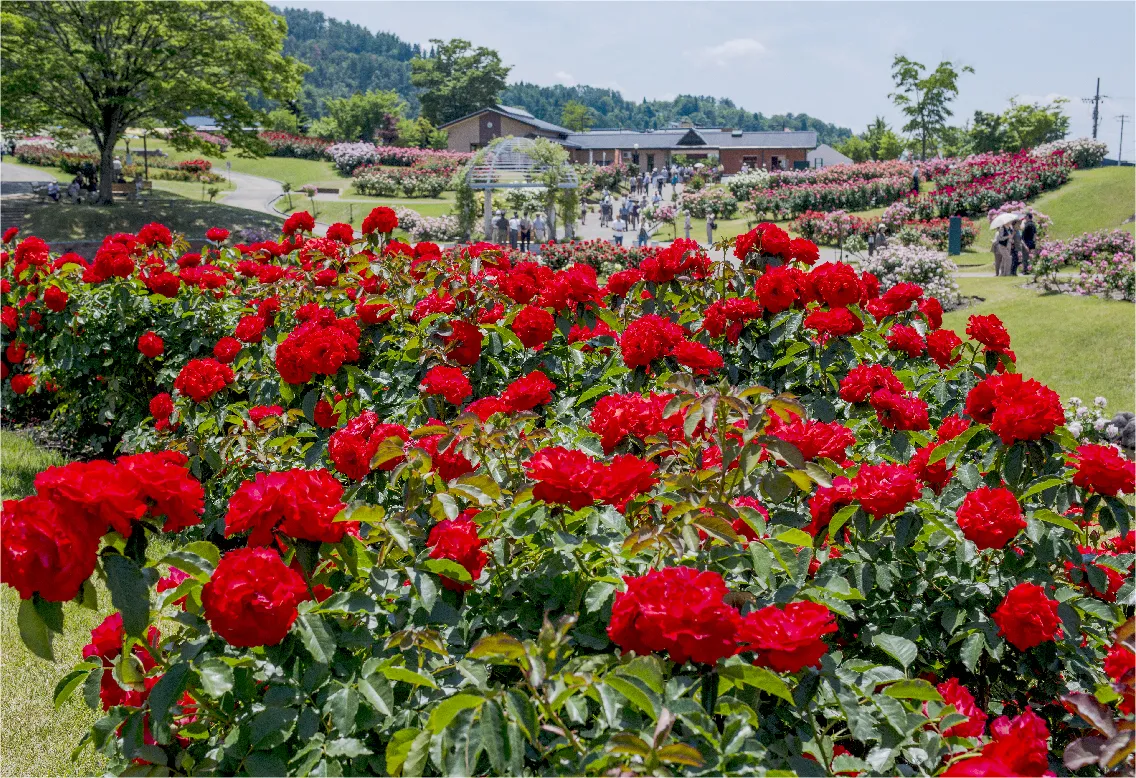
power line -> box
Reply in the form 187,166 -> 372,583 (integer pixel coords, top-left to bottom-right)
1081,78 -> 1110,138
1117,115 -> 1130,164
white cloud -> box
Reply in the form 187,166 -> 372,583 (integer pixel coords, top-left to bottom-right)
554,70 -> 576,86
685,38 -> 766,67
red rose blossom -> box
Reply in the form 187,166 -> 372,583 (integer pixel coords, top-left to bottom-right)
1070,444 -> 1135,496
937,678 -> 988,738
737,600 -> 837,673
224,468 -> 351,546
427,512 -> 488,592
511,305 -> 556,349
992,582 -> 1061,651
174,358 -> 234,402
1,495 -> 100,601
362,206 -> 398,235
201,547 -> 308,647
420,365 -> 473,405
500,370 -> 555,412
137,331 -> 164,358
955,487 -> 1025,550
852,463 -> 921,518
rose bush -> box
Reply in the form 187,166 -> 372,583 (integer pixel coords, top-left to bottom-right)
1,215 -> 1133,776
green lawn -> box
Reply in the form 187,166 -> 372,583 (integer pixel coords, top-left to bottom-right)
281,197 -> 455,228
0,432 -> 107,777
1030,167 -> 1136,239
1,191 -> 281,242
942,276 -> 1135,407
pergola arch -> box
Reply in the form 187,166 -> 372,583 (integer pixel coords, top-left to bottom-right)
464,136 -> 578,240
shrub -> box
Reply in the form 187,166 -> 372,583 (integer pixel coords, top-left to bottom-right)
258,131 -> 331,160
859,243 -> 961,307
908,151 -> 1071,219
14,143 -> 62,167
392,207 -> 461,242
1034,230 -> 1136,300
326,141 -> 382,175
680,186 -> 738,219
1,220 -> 1132,778
751,176 -> 910,218
725,168 -> 772,199
987,202 -> 1052,238
194,130 -> 230,152
352,165 -> 449,198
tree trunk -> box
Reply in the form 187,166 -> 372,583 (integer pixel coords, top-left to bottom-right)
97,111 -> 122,205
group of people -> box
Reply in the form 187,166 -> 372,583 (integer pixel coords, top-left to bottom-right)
593,191 -> 661,230
626,164 -> 697,197
993,212 -> 1037,276
493,210 -> 547,252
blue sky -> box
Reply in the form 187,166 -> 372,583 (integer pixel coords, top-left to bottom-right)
277,1 -> 1136,159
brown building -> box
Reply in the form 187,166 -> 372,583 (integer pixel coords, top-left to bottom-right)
439,106 -> 818,174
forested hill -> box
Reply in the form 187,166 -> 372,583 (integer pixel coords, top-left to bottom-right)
499,83 -> 853,144
275,6 -> 423,117
272,6 -> 852,143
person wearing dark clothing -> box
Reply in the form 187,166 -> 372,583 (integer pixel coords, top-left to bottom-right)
911,165 -> 920,193
1010,223 -> 1024,276
1021,213 -> 1037,273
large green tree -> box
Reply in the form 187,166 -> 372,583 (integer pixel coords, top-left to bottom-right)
325,89 -> 405,143
1,1 -> 304,204
889,55 -> 973,160
410,39 -> 510,126
560,101 -> 593,132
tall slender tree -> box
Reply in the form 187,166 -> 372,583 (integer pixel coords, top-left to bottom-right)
889,56 -> 973,160
410,39 -> 510,126
1,1 -> 305,204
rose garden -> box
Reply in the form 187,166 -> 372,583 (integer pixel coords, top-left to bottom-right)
2,3 -> 1136,777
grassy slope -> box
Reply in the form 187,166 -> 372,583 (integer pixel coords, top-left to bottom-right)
1031,167 -> 1136,240
0,433 -> 107,777
942,277 -> 1135,407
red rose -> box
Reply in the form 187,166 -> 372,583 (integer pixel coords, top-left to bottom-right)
33,460 -> 144,536
138,222 -> 172,248
870,389 -> 930,431
357,302 -> 395,326
620,314 -> 685,369
955,486 -> 1025,549
511,305 -> 556,349
589,392 -> 683,453
671,339 -> 724,375
174,358 -> 234,402
427,513 -> 488,592
767,410 -> 856,463
116,451 -> 204,533
909,442 -> 953,493
327,411 -> 382,481
738,600 -> 837,673
967,314 -> 1012,354
927,328 -> 963,369
886,323 -> 926,358
919,297 -> 944,329
275,314 -> 361,384
465,397 -> 508,421
444,320 -> 483,366
806,476 -> 854,536
234,315 -> 266,344
804,307 -> 864,339
415,426 -> 476,482
224,468 -> 350,546
839,363 -> 904,403
814,263 -> 864,308
604,268 -> 645,297
965,374 -> 1063,444
82,613 -> 161,710
326,222 -> 354,243
9,372 -> 35,394
1070,444 -> 1135,496
282,211 -> 315,236
756,265 -> 801,313
201,547 -> 308,647
992,582 -> 1061,651
137,331 -> 164,358
592,454 -> 659,512
314,398 -> 339,428
143,270 -> 181,298
149,392 -> 174,423
248,405 -> 283,426
979,708 -> 1051,776
853,463 -> 922,518
524,446 -> 601,511
362,206 -> 398,235
500,370 -> 555,412
2,226 -> 18,243
937,678 -> 988,738
1,495 -> 100,601
607,566 -> 743,665
420,365 -> 473,405
43,286 -> 69,313
755,222 -> 792,257
5,341 -> 26,363
213,336 -> 242,364
205,227 -> 229,243
789,237 -> 820,265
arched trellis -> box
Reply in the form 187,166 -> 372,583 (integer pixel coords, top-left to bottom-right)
464,137 -> 578,240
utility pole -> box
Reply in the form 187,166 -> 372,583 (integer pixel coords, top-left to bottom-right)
1082,78 -> 1110,138
1117,115 -> 1130,164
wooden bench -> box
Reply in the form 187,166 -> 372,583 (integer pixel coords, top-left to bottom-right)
111,180 -> 154,200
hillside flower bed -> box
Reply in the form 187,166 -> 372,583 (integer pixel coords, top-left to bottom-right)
750,176 -> 910,219
353,165 -> 451,198
259,131 -> 332,160
793,210 -> 977,251
1032,138 -> 1110,169
986,202 -> 1052,238
1034,230 -> 1136,300
1,218 -> 1134,776
766,160 -> 913,189
908,152 -> 1071,219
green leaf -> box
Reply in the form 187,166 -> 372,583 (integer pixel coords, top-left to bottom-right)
359,674 -> 394,716
250,707 -> 298,750
325,686 -> 359,735
960,632 -> 984,673
18,598 -> 55,661
421,558 -> 472,584
607,732 -> 652,758
385,729 -> 419,776
873,634 -> 918,668
148,662 -> 189,745
404,730 -> 431,776
158,550 -> 214,581
1018,477 -> 1067,501
883,678 -> 943,701
1033,508 -> 1080,533
775,528 -> 814,547
584,582 -> 615,613
380,666 -> 439,689
719,664 -> 794,704
196,658 -> 234,698
617,656 -> 666,695
604,676 -> 658,718
657,743 -> 705,767
478,700 -> 507,773
103,554 -> 150,638
828,504 -> 858,541
407,569 -> 438,612
295,613 -> 336,664
53,664 -> 97,708
325,737 -> 371,758
427,693 -> 484,733
469,634 -> 526,664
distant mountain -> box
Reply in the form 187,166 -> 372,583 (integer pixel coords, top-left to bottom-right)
499,83 -> 853,145
271,7 -> 852,144
273,6 -> 422,118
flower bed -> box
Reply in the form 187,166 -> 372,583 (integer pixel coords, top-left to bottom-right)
750,176 -> 910,218
1034,230 -> 1136,300
258,131 -> 332,159
1032,137 -> 1110,169
392,207 -> 461,242
1,218 -> 1133,777
908,151 -> 1071,219
793,209 -> 977,251
857,243 -> 961,307
766,159 -> 913,188
326,142 -> 471,175
194,131 -> 229,152
352,164 -> 450,198
679,186 -> 739,218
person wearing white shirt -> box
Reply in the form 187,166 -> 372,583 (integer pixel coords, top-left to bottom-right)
612,216 -> 626,246
508,213 -> 520,249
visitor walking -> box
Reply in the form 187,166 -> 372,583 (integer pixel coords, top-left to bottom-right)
1010,221 -> 1024,276
993,224 -> 1012,276
637,223 -> 649,247
911,165 -> 920,194
612,215 -> 626,246
519,214 -> 532,252
579,202 -> 587,225
532,214 -> 546,248
684,212 -> 692,240
706,214 -> 716,247
494,211 -> 508,245
631,201 -> 640,228
874,223 -> 888,251
1021,212 -> 1036,273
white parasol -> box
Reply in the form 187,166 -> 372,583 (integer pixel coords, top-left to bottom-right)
989,212 -> 1021,230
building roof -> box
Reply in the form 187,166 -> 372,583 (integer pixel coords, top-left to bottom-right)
438,105 -> 573,137
562,128 -> 818,151
807,143 -> 854,166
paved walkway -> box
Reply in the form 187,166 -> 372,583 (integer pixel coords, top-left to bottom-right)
1,160 -> 54,195
220,171 -> 335,236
